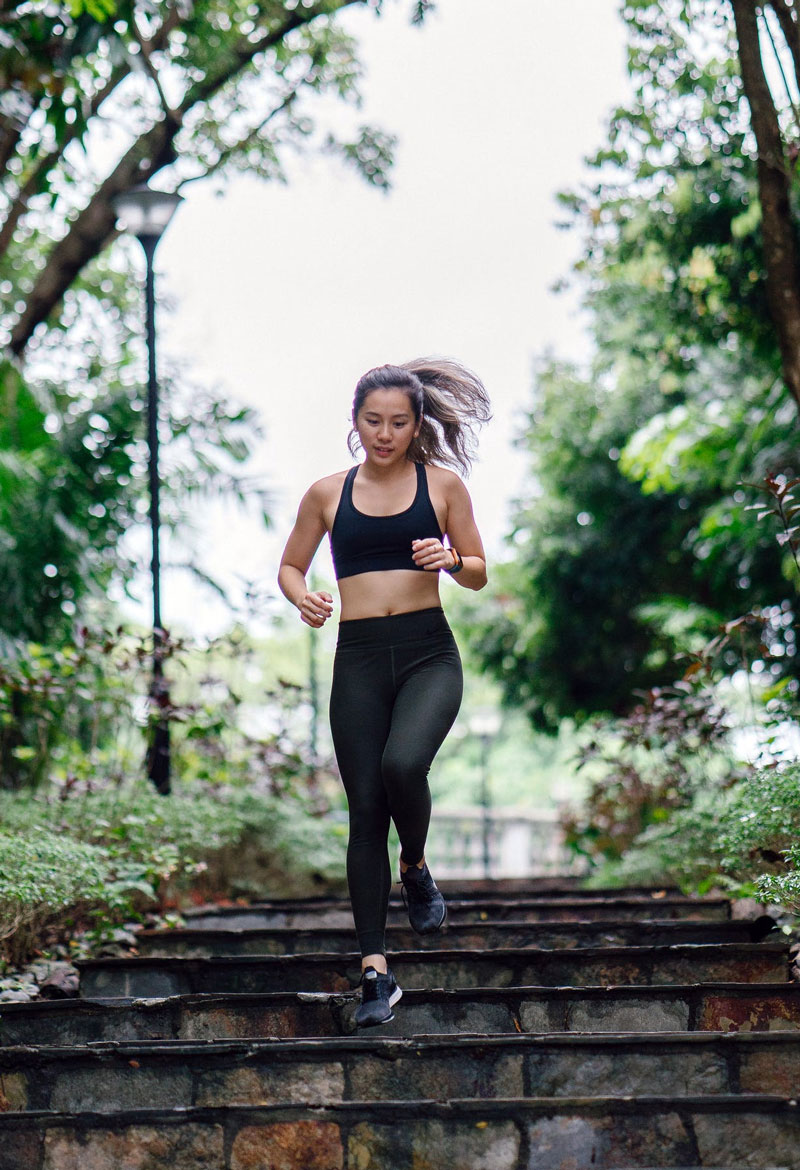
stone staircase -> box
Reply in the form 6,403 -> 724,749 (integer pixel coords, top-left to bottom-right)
0,880 -> 799,1168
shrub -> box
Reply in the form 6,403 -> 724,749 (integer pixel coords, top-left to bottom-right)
562,679 -> 739,868
0,620 -> 346,963
587,764 -> 800,908
0,829 -> 111,964
0,625 -> 144,791
0,780 -> 347,963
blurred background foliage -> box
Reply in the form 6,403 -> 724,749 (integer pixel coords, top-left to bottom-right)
462,0 -> 800,905
469,0 -> 799,729
0,0 -> 421,965
4,0 -> 800,967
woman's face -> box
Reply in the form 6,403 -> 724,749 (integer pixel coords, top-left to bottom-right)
355,388 -> 419,465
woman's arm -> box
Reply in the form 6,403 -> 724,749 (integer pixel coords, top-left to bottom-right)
412,470 -> 487,591
278,482 -> 334,627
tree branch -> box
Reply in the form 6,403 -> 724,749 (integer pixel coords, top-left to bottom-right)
0,121 -> 24,179
731,0 -> 800,411
8,123 -> 176,355
149,3 -> 186,54
766,1 -> 800,105
762,4 -> 800,132
8,1 -> 363,356
0,65 -> 129,263
180,60 -> 323,187
129,10 -> 182,127
0,2 -> 182,257
177,2 -> 346,115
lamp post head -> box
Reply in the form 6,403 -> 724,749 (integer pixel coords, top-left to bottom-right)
112,184 -> 183,245
469,708 -> 502,742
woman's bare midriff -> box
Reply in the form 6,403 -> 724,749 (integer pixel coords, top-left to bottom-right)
338,569 -> 442,621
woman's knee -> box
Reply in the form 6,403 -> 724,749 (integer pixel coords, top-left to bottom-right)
381,749 -> 430,799
347,798 -> 390,845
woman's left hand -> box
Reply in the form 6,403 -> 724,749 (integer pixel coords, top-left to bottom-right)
412,538 -> 456,572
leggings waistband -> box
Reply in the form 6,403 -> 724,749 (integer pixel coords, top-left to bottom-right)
336,606 -> 450,649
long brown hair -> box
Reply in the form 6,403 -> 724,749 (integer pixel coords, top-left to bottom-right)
348,357 -> 490,475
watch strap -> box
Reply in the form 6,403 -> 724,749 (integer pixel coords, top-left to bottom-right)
446,547 -> 464,575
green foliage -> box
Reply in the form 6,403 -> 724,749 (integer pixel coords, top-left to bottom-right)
0,353 -> 269,645
0,1 -> 429,644
0,781 -> 230,880
758,846 -> 800,911
560,469 -> 800,903
0,827 -> 112,965
1,0 -> 413,359
0,828 -> 109,914
0,779 -> 345,963
0,615 -> 340,796
590,764 -> 800,912
469,358 -> 791,727
470,1 -> 798,728
0,622 -> 145,790
70,0 -> 117,19
203,786 -> 347,900
561,676 -> 740,867
0,613 -> 344,960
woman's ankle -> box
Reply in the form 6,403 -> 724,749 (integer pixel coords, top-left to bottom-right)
362,953 -> 388,975
399,855 -> 425,874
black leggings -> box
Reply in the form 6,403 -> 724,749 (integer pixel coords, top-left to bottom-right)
329,607 -> 463,957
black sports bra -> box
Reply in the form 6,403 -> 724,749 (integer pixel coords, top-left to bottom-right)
329,462 -> 443,580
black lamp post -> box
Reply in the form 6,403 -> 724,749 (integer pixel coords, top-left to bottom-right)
112,183 -> 183,795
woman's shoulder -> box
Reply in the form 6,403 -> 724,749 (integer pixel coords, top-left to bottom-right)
304,468 -> 352,506
423,463 -> 466,492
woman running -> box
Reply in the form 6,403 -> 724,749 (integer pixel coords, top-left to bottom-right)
278,358 -> 489,1027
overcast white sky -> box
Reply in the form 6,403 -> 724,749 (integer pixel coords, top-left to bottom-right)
114,0 -> 630,638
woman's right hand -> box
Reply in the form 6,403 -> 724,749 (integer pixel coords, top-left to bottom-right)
299,590 -> 334,628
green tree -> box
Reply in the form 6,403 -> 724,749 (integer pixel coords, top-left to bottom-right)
1,0 -> 405,355
469,0 -> 798,727
0,0 -> 426,638
0,0 -> 429,791
571,1 -> 800,410
730,0 -> 800,409
468,358 -> 790,729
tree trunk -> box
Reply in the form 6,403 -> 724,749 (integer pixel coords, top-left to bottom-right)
731,0 -> 800,413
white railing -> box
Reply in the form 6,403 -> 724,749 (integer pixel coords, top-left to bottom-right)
426,805 -> 583,879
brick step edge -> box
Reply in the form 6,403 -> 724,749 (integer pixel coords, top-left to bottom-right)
5,1029 -> 800,1058
183,893 -> 728,916
136,917 -> 775,944
0,1094 -> 797,1123
6,983 -> 800,1045
15,979 -> 800,1007
77,941 -> 792,970
1,1098 -> 798,1170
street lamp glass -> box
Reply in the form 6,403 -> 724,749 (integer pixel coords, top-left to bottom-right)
469,708 -> 502,739
112,185 -> 183,240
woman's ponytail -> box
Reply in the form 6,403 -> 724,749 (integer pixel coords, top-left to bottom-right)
349,357 -> 491,475
401,357 -> 491,475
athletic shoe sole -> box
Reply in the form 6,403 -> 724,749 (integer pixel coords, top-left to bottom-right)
355,983 -> 403,1028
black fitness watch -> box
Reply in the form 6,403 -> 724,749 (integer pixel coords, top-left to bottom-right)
446,547 -> 464,575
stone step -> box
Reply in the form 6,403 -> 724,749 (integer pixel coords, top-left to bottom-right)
77,943 -> 791,999
434,878 -> 681,897
182,893 -> 731,931
1,978 -> 799,1043
2,1031 -> 800,1113
3,982 -> 800,1045
0,1096 -> 798,1168
134,917 -> 775,958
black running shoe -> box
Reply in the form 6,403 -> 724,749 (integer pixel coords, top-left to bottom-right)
400,861 -> 447,934
355,966 -> 402,1028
